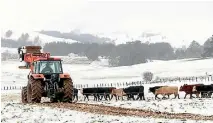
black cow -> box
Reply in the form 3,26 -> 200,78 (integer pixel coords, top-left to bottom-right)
96,87 -> 115,101
73,88 -> 78,101
149,86 -> 169,99
123,86 -> 145,100
196,84 -> 213,98
81,88 -> 99,101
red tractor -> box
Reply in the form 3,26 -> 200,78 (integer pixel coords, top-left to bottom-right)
18,46 -> 73,103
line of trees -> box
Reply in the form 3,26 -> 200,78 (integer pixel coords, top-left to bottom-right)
1,32 -> 41,48
43,35 -> 213,66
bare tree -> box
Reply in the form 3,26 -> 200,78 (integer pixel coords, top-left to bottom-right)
143,71 -> 153,82
5,30 -> 13,38
33,36 -> 41,45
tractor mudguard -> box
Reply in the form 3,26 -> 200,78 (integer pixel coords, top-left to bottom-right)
59,73 -> 71,79
31,74 -> 45,79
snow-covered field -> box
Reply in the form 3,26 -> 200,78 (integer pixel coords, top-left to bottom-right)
1,90 -> 213,123
1,58 -> 213,122
80,98 -> 213,116
3,102 -> 211,123
1,58 -> 213,86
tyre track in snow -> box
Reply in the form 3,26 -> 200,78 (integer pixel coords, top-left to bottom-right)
27,102 -> 213,121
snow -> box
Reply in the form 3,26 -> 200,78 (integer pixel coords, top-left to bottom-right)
1,47 -> 18,54
1,90 -> 213,123
79,98 -> 213,116
2,102 -> 212,123
96,31 -> 194,48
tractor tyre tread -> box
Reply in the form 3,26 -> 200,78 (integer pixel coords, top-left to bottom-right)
63,78 -> 73,102
21,86 -> 28,103
28,78 -> 42,103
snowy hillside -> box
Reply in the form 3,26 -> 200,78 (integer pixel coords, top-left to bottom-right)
1,30 -> 79,46
97,31 -> 166,45
96,31 -> 201,48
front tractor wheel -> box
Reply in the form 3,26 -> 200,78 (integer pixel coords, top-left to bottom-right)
27,78 -> 42,103
21,86 -> 27,103
63,78 -> 73,102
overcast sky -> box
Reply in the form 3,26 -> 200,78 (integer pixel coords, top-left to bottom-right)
1,0 -> 213,46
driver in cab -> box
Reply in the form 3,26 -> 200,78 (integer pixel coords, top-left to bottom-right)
41,62 -> 53,73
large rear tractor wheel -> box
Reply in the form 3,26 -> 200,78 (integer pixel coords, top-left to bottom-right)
63,78 -> 73,102
21,86 -> 27,103
27,78 -> 42,103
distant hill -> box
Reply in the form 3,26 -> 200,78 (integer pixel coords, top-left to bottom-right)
39,30 -> 112,44
1,30 -> 79,48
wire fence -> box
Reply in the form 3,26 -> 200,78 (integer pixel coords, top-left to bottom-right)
1,75 -> 213,91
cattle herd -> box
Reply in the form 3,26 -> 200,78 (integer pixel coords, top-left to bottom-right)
72,84 -> 213,101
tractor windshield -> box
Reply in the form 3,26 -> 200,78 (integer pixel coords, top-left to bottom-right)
37,61 -> 63,74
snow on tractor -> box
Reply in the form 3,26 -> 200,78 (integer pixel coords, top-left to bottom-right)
18,46 -> 73,103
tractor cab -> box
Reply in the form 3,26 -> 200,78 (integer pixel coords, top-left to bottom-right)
32,60 -> 63,74
31,59 -> 64,84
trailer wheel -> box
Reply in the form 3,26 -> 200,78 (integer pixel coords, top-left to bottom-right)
27,78 -> 42,103
21,86 -> 28,103
63,78 -> 73,102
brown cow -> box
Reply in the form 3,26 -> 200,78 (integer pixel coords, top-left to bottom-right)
155,86 -> 180,99
111,88 -> 126,101
179,84 -> 203,99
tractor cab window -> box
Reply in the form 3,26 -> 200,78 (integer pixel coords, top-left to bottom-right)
38,61 -> 63,74
33,62 -> 38,73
